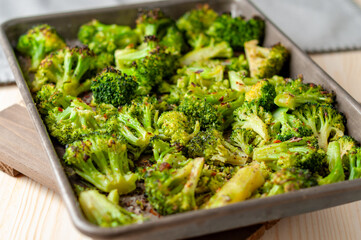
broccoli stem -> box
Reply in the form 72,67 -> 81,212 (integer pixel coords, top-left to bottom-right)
203,165 -> 265,209
318,141 -> 345,185
349,152 -> 361,180
238,114 -> 270,142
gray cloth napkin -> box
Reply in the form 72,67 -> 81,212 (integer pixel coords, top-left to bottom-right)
251,0 -> 361,52
1,0 -> 361,84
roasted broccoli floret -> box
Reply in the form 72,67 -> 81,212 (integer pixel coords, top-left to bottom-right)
145,157 -> 205,215
233,101 -> 273,142
177,97 -> 223,130
318,141 -> 345,185
261,168 -> 317,197
33,47 -> 96,95
224,55 -> 249,73
78,19 -> 139,56
17,24 -> 66,71
157,111 -> 200,146
274,77 -> 334,109
253,136 -> 326,173
91,67 -> 139,107
245,40 -> 289,78
348,147 -> 361,180
34,84 -> 74,116
136,9 -> 174,40
151,138 -> 187,165
115,36 -> 178,92
271,107 -> 313,141
79,190 -> 144,227
45,98 -> 103,144
176,4 -> 218,49
245,79 -> 276,111
112,96 -> 159,151
293,103 -> 345,150
203,164 -> 265,209
231,128 -> 263,156
207,13 -> 265,50
64,134 -> 138,194
187,129 -> 248,165
180,40 -> 233,66
160,25 -> 186,54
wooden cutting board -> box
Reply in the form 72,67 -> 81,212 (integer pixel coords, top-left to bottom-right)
0,104 -> 277,240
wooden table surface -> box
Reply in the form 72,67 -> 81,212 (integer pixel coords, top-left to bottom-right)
1,50 -> 361,239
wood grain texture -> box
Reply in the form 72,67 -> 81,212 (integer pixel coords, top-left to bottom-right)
0,104 -> 57,191
1,50 -> 361,239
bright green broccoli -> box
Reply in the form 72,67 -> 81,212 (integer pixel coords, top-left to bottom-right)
261,168 -> 317,197
232,101 -> 273,142
64,134 -> 138,194
231,128 -> 263,156
33,47 -> 96,95
318,141 -> 345,185
45,98 -> 103,144
145,157 -> 205,215
348,147 -> 361,180
245,79 -> 276,111
34,84 -> 74,116
187,129 -> 248,165
274,77 -> 334,109
207,13 -> 265,50
78,19 -> 139,57
135,9 -> 174,40
160,25 -> 186,54
157,111 -> 200,146
292,103 -> 345,150
203,164 -> 265,209
115,36 -> 178,92
245,40 -> 289,78
17,24 -> 66,71
112,96 -> 159,151
79,190 -> 144,227
151,138 -> 187,166
180,40 -> 233,66
176,4 -> 218,49
91,67 -> 139,107
253,136 -> 326,173
271,107 -> 313,141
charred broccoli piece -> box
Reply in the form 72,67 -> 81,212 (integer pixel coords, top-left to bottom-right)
157,111 -> 200,146
177,97 -> 223,130
79,190 -> 144,227
271,107 -> 313,141
293,103 -> 345,150
33,47 -> 96,95
245,79 -> 276,111
207,13 -> 265,50
111,96 -> 159,151
176,4 -> 218,49
45,98 -> 103,144
187,129 -> 248,165
17,24 -> 66,71
78,19 -> 139,65
151,138 -> 187,165
253,136 -> 326,173
64,134 -> 138,194
115,36 -> 178,92
261,168 -> 317,197
145,157 -> 205,215
91,67 -> 139,107
203,164 -> 265,209
233,101 -> 273,142
160,25 -> 186,54
135,9 -> 174,40
274,77 -> 334,109
245,40 -> 289,78
34,84 -> 74,116
230,128 -> 263,156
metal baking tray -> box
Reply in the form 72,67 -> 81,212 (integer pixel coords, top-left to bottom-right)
2,0 -> 361,239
